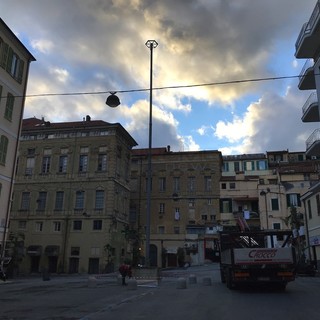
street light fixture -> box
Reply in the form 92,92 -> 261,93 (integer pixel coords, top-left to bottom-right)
106,40 -> 158,267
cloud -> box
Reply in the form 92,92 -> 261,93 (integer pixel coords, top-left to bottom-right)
2,0 -> 316,154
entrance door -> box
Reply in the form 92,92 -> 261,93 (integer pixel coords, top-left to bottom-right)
88,258 -> 99,274
69,258 -> 79,274
48,256 -> 58,273
149,244 -> 158,267
30,256 -> 40,273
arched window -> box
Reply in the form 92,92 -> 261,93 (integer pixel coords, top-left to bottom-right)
0,135 -> 9,165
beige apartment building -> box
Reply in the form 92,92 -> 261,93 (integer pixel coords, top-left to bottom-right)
295,0 -> 320,267
0,19 -> 35,260
8,116 -> 137,275
130,147 -> 222,268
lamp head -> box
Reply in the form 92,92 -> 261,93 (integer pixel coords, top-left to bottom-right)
106,93 -> 120,108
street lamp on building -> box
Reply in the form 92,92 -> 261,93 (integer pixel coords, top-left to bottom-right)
106,40 -> 158,267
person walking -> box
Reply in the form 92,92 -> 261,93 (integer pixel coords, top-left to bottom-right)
119,263 -> 132,286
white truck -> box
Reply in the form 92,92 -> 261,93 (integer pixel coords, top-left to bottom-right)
219,230 -> 296,290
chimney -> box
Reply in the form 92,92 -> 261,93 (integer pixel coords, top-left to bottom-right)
86,115 -> 91,122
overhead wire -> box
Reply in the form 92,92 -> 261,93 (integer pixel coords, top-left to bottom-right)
1,74 -> 303,99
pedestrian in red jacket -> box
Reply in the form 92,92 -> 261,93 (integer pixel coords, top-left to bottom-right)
119,264 -> 132,285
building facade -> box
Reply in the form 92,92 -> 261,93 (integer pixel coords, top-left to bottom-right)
295,0 -> 320,267
130,147 -> 222,268
0,19 -> 35,259
8,116 -> 137,275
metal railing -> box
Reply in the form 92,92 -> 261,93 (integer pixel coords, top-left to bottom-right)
302,91 -> 318,115
306,128 -> 320,150
295,1 -> 320,50
299,58 -> 314,81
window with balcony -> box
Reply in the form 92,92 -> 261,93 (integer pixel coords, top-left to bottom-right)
0,135 -> 8,165
97,154 -> 107,171
41,156 -> 51,174
4,93 -> 14,121
75,191 -> 85,210
204,176 -> 212,192
234,161 -> 240,172
159,177 -> 166,192
37,192 -> 47,211
95,190 -> 104,210
79,155 -> 88,172
26,157 -> 35,175
20,192 -> 30,210
54,191 -> 64,211
286,194 -> 301,207
58,155 -> 68,173
174,226 -> 180,234
173,177 -> 180,193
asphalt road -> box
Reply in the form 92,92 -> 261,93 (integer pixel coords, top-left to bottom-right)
0,264 -> 319,320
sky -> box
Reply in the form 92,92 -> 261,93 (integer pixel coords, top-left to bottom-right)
1,0 -> 319,155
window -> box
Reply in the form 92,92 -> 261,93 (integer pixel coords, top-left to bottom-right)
223,162 -> 229,172
20,192 -> 30,210
159,203 -> 165,214
71,247 -> 80,256
54,191 -> 64,211
41,156 -> 51,174
271,198 -> 279,211
286,194 -> 301,207
97,154 -> 107,171
173,177 -> 180,193
221,183 -> 226,190
316,194 -> 320,216
95,190 -> 104,209
244,161 -> 254,171
158,226 -> 165,234
273,223 -> 281,230
35,221 -> 43,232
189,199 -> 195,208
53,221 -> 61,232
174,208 -> 180,220
201,215 -> 208,221
79,155 -> 88,172
75,191 -> 85,210
18,220 -> 27,229
229,182 -> 236,189
204,176 -> 212,192
4,93 -> 14,121
257,160 -> 267,170
159,177 -> 166,192
220,199 -> 232,213
93,220 -> 102,230
58,155 -> 68,173
73,220 -> 82,231
37,192 -> 47,211
234,162 -> 240,172
188,176 -> 195,192
145,177 -> 153,192
174,226 -> 180,234
0,135 -> 8,165
91,247 -> 100,256
26,157 -> 35,175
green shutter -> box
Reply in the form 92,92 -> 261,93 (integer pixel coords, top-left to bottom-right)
0,42 -> 8,68
5,47 -> 13,72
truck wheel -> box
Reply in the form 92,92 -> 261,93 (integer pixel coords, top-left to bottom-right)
220,268 -> 226,283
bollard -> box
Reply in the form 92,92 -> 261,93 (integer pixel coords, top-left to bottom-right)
202,277 -> 212,286
88,276 -> 97,288
188,274 -> 197,284
176,277 -> 187,289
127,278 -> 137,290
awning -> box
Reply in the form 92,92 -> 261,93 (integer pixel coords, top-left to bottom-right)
45,245 -> 60,256
27,245 -> 42,256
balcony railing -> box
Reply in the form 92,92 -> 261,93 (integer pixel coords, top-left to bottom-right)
302,92 -> 318,115
306,128 -> 320,150
295,1 -> 320,50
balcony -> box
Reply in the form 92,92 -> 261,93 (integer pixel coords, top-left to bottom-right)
306,128 -> 320,156
298,59 -> 315,90
302,92 -> 319,122
295,1 -> 320,58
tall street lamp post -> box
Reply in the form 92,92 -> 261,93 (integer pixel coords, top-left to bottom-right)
106,40 -> 158,267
